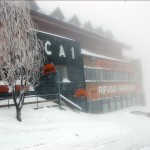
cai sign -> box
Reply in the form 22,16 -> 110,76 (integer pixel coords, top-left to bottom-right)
37,31 -> 80,61
45,41 -> 75,59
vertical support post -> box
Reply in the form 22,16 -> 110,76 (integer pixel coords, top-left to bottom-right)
114,97 -> 117,110
120,96 -> 123,108
57,71 -> 61,110
108,98 -> 111,112
86,100 -> 89,113
100,99 -> 103,113
8,98 -> 9,108
37,95 -> 39,108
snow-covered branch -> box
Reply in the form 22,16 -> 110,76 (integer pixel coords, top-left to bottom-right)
0,0 -> 45,121
0,0 -> 45,89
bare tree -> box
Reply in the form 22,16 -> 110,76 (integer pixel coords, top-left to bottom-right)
0,0 -> 45,121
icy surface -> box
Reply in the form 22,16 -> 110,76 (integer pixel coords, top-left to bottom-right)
0,81 -> 8,85
81,49 -> 130,63
62,78 -> 71,83
33,29 -> 75,41
0,97 -> 150,150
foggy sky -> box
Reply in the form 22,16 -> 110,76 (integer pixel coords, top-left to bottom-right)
36,1 -> 150,106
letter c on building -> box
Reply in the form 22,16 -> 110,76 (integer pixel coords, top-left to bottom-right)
45,41 -> 52,55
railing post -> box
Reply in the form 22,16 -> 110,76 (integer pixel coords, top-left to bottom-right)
60,94 -> 82,111
37,95 -> 39,108
8,98 -> 9,108
57,71 -> 61,110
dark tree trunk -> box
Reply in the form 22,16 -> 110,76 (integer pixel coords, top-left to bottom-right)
16,107 -> 22,122
12,84 -> 25,122
12,68 -> 26,122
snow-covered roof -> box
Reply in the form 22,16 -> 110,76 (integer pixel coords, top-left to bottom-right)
81,49 -> 130,63
36,9 -> 50,16
84,66 -> 111,71
29,1 -> 40,11
50,7 -> 66,21
68,15 -> 81,27
32,2 -> 131,50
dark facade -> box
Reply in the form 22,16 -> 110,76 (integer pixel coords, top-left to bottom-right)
35,31 -> 85,100
31,10 -> 129,59
30,8 -> 144,113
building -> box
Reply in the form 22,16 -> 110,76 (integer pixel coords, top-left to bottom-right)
35,30 -> 85,101
0,2 -> 145,113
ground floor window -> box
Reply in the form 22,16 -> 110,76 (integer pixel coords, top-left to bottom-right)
127,94 -> 132,107
109,98 -> 116,111
136,94 -> 143,105
115,97 -> 122,110
102,99 -> 110,113
122,96 -> 127,108
132,94 -> 136,106
55,65 -> 70,82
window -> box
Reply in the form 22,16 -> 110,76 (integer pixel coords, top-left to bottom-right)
116,97 -> 122,110
127,73 -> 129,81
91,69 -> 96,80
102,70 -> 106,81
84,67 -> 141,83
113,71 -> 117,81
123,72 -> 126,81
110,71 -> 113,81
84,68 -> 137,82
95,69 -> 99,81
86,68 -> 91,80
84,68 -> 87,79
102,99 -> 110,113
122,96 -> 127,108
132,94 -> 137,105
121,72 -> 123,81
118,72 -> 121,81
109,98 -> 116,111
99,70 -> 103,81
124,73 -> 128,81
127,94 -> 132,106
55,65 -> 70,82
106,70 -> 109,81
116,72 -> 119,81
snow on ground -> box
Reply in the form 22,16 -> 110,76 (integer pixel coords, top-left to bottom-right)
0,97 -> 150,150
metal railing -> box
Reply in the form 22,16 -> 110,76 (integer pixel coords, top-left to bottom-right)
60,94 -> 82,111
0,91 -> 82,111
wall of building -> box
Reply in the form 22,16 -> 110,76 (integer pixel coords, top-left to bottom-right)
83,55 -> 143,98
31,11 -> 124,59
34,31 -> 85,100
83,56 -> 135,72
79,54 -> 145,113
0,9 -> 144,114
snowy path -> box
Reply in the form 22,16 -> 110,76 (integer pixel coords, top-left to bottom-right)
0,98 -> 150,150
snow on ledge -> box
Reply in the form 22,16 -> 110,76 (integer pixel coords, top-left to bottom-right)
33,29 -> 75,41
84,65 -> 111,70
81,49 -> 130,63
0,81 -> 8,85
62,78 -> 71,83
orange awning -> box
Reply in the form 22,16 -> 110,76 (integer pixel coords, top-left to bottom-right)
43,63 -> 56,75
